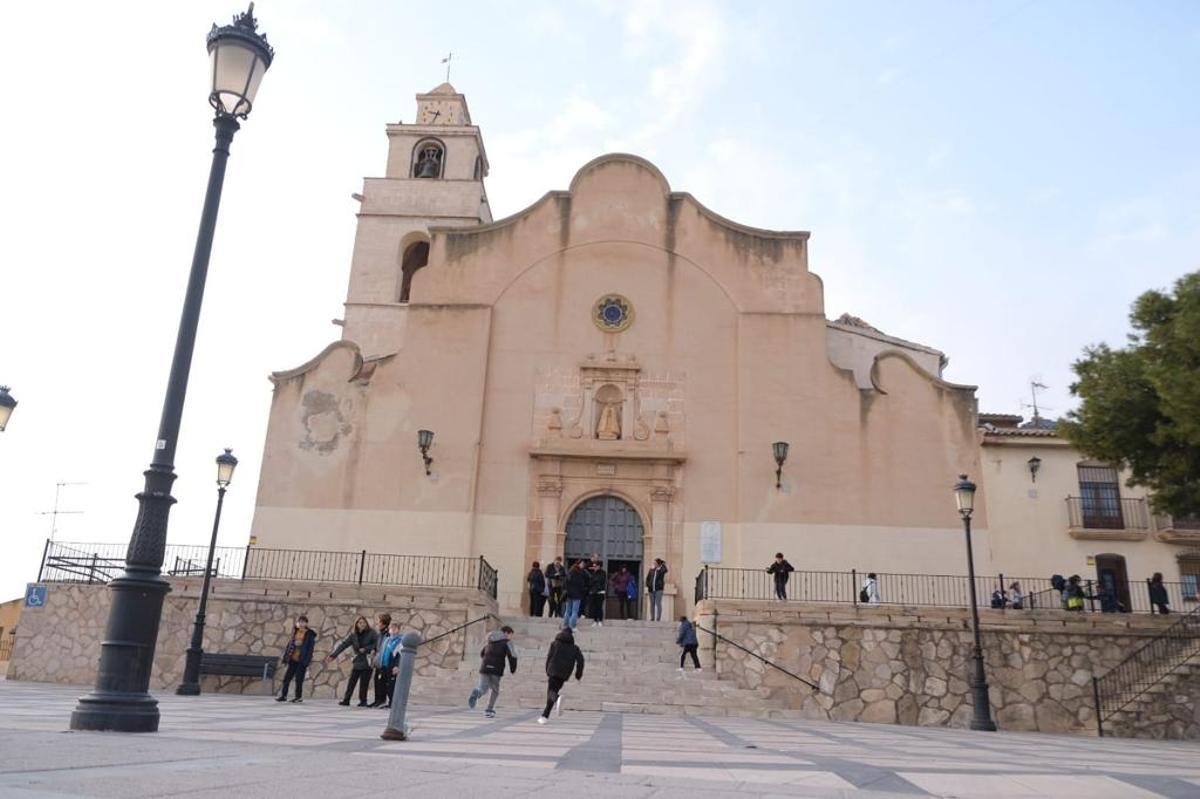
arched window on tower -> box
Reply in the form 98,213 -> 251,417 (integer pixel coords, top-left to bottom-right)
412,140 -> 444,179
398,241 -> 430,303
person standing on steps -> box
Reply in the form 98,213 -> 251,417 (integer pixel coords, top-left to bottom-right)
647,558 -> 668,621
611,566 -> 632,620
276,614 -> 317,703
468,625 -> 518,718
588,558 -> 608,626
370,613 -> 392,707
766,552 -> 794,600
528,560 -> 547,617
326,615 -> 379,707
538,627 -> 585,724
563,562 -> 589,629
546,556 -> 566,618
676,615 -> 701,671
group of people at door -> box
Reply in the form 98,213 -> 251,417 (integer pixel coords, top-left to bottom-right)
528,556 -> 670,624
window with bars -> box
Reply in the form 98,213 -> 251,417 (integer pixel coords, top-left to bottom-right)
1077,464 -> 1123,529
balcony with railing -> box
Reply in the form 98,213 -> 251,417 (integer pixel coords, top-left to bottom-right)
1153,513 -> 1200,545
1066,496 -> 1150,541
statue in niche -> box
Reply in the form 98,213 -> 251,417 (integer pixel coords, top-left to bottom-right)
594,384 -> 623,440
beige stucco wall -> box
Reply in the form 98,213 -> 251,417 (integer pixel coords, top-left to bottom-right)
251,150 -> 986,614
981,435 -> 1196,587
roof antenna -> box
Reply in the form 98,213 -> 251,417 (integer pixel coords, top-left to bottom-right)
441,51 -> 453,83
1020,379 -> 1051,427
37,481 -> 87,541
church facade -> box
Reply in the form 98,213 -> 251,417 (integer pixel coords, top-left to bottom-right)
250,84 -> 986,614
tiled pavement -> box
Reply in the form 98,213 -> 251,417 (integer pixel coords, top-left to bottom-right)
1,682 -> 1199,798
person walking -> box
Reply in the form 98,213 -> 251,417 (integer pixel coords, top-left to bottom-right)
538,627 -> 584,724
468,625 -> 518,718
766,553 -> 794,600
326,615 -> 379,707
611,567 -> 633,620
369,613 -> 393,708
860,572 -> 880,604
276,614 -> 317,703
1009,581 -> 1024,610
646,558 -> 668,621
374,621 -> 402,708
528,561 -> 547,617
676,615 -> 701,672
1149,573 -> 1171,615
563,562 -> 589,629
588,559 -> 608,627
546,556 -> 566,618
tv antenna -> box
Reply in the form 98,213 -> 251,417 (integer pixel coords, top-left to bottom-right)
37,481 -> 87,541
1020,379 -> 1051,424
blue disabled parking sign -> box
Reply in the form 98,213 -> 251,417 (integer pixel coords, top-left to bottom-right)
24,584 -> 47,608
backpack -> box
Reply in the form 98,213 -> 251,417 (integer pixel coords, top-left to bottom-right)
481,639 -> 510,674
859,587 -> 870,603
990,590 -> 1005,609
1050,574 -> 1065,591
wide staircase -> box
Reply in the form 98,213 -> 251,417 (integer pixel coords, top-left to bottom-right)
409,616 -> 807,718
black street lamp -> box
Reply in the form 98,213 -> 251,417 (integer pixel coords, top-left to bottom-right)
772,441 -> 789,489
0,386 -> 16,431
70,7 -> 273,733
176,449 -> 238,696
954,474 -> 997,732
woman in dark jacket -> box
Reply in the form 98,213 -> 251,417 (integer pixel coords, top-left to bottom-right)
1149,573 -> 1170,615
539,628 -> 585,723
528,561 -> 547,617
326,615 -> 379,706
276,614 -> 317,703
563,562 -> 590,629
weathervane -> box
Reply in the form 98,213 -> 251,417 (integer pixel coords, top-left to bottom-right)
441,51 -> 453,83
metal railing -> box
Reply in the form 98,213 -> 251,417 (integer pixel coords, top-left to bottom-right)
1066,497 -> 1150,531
696,623 -> 820,692
694,566 -> 1196,616
1092,604 -> 1200,736
1155,514 -> 1200,532
38,540 -> 499,600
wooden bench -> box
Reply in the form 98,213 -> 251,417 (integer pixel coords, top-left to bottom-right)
199,653 -> 278,680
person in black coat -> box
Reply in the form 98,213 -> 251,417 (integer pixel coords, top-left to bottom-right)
527,561 -> 547,617
539,627 -> 585,723
587,559 -> 608,626
646,558 -> 668,621
326,615 -> 379,706
563,562 -> 590,629
545,556 -> 566,618
766,552 -> 795,600
1149,573 -> 1170,615
276,615 -> 317,703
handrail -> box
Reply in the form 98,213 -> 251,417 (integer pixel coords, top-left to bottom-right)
418,613 -> 502,649
1092,603 -> 1200,736
695,623 -> 820,692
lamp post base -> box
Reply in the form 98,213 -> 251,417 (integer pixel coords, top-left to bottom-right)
70,691 -> 161,733
176,647 -> 204,695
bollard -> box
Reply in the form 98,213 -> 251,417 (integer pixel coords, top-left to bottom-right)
381,630 -> 422,741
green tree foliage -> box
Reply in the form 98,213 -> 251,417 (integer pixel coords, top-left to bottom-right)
1060,271 -> 1200,517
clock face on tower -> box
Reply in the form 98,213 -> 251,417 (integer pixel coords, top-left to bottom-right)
420,103 -> 456,124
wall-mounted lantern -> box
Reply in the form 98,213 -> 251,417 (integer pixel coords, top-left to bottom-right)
772,441 -> 789,489
0,386 -> 17,432
417,429 -> 434,475
1027,456 -> 1042,484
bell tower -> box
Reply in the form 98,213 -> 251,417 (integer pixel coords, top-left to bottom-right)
341,82 -> 492,355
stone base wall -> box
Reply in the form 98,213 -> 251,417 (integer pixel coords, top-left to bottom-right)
696,600 -> 1196,738
8,578 -> 497,700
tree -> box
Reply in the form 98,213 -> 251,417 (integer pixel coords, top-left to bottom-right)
1059,271 -> 1200,518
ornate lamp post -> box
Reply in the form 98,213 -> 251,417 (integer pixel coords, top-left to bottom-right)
772,441 -> 789,489
954,474 -> 997,732
70,6 -> 273,733
176,449 -> 238,696
0,386 -> 16,431
417,429 -> 435,475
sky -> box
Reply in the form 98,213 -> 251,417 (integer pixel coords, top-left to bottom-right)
1,0 -> 1197,602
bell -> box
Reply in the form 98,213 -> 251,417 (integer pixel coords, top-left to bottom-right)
415,156 -> 439,179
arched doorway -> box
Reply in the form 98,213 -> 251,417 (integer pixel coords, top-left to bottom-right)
564,495 -> 644,619
1094,553 -> 1131,612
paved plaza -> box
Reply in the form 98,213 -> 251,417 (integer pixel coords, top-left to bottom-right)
1,682 -> 1199,798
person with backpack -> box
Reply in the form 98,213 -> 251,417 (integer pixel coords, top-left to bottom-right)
646,558 -> 668,621
468,625 -> 518,718
527,561 -> 546,617
766,553 -> 794,600
860,572 -> 880,604
538,628 -> 584,724
563,561 -> 589,629
326,615 -> 379,707
1064,575 -> 1087,611
369,612 -> 393,707
374,621 -> 403,709
1149,572 -> 1170,615
1009,581 -> 1024,610
990,586 -> 1007,609
676,615 -> 701,671
546,556 -> 566,618
276,614 -> 317,703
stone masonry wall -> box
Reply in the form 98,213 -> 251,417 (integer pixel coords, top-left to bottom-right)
9,578 -> 498,699
696,600 -> 1196,738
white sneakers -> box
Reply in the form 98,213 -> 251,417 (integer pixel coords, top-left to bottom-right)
537,716 -> 547,725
